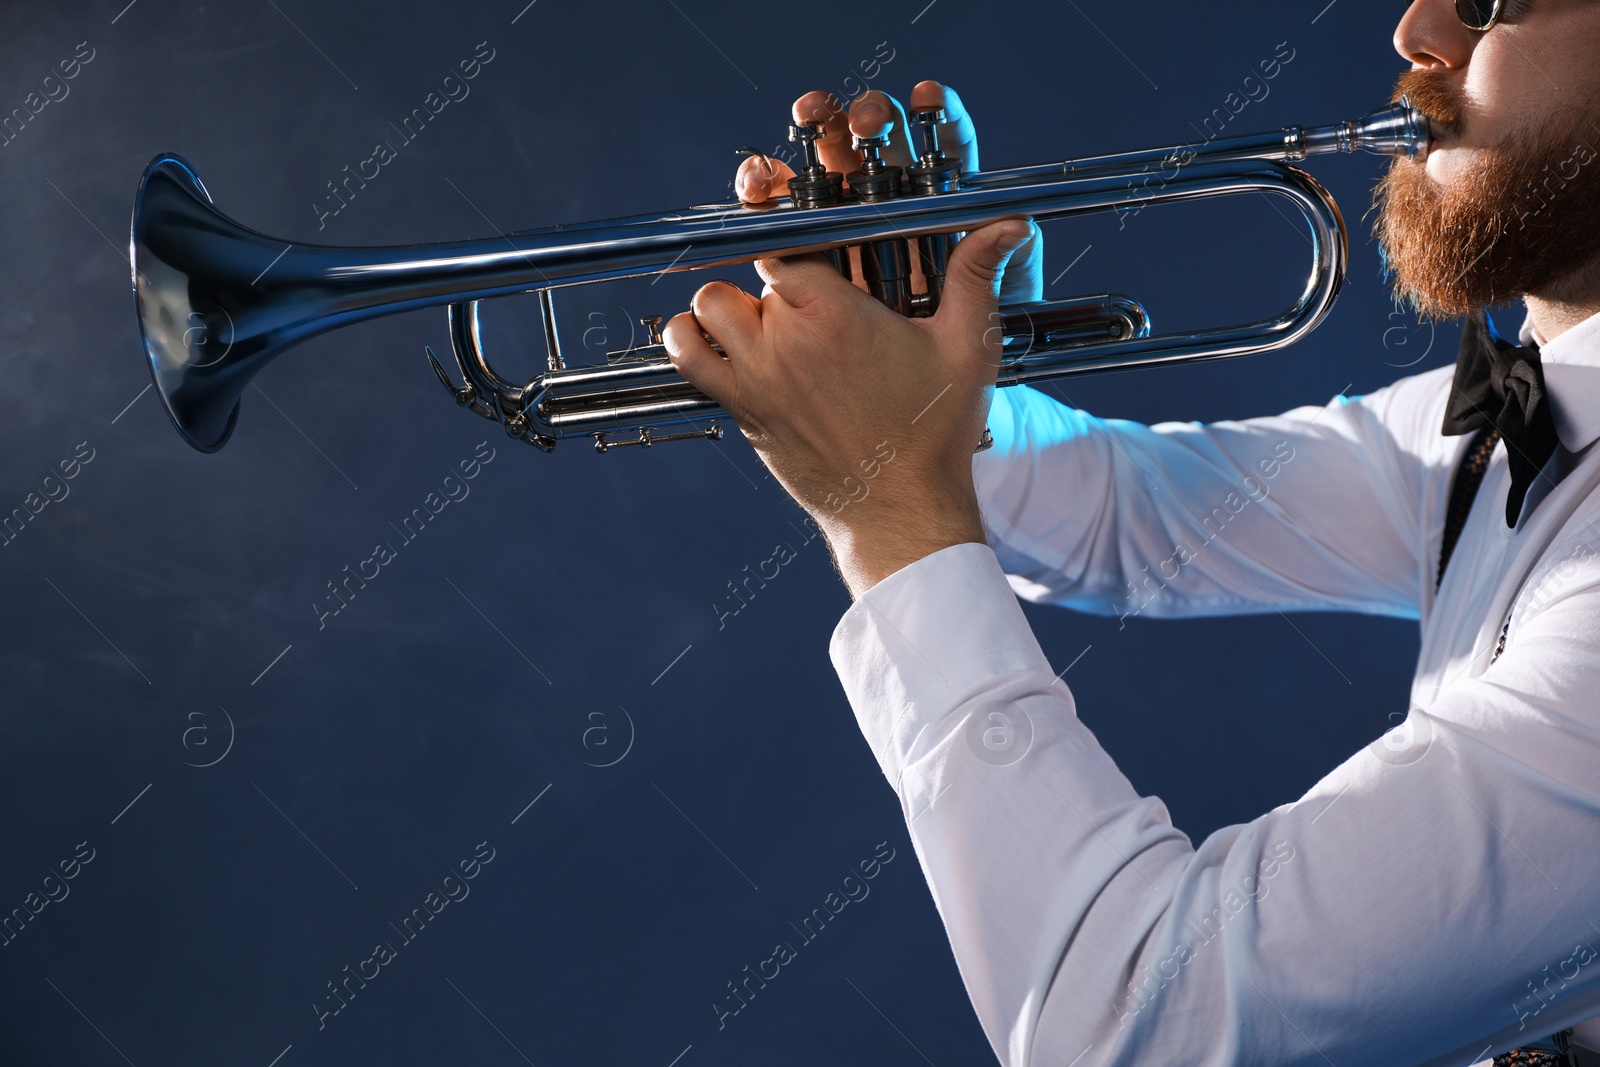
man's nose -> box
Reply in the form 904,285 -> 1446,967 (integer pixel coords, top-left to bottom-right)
1395,0 -> 1477,69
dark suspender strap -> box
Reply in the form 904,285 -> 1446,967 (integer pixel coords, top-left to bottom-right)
1437,424 -> 1501,591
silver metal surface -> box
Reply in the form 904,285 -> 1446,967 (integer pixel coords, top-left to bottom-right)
130,100 -> 1426,454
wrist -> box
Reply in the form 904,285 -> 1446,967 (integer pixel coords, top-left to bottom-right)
816,486 -> 988,599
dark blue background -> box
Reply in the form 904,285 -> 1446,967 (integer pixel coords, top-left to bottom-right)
0,1 -> 1450,1063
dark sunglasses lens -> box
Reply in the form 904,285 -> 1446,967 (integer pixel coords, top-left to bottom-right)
1454,0 -> 1499,29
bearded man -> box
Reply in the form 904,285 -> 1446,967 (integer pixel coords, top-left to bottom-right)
662,0 -> 1600,1061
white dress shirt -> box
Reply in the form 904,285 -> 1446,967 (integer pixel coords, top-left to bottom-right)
829,308 -> 1600,1066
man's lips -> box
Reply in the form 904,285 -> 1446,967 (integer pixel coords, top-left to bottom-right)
1423,116 -> 1459,153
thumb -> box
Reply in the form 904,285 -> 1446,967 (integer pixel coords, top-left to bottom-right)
937,218 -> 1035,336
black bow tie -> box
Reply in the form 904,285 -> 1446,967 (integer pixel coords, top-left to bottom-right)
1440,308 -> 1559,527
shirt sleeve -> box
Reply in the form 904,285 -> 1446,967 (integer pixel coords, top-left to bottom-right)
972,369 -> 1459,623
830,540 -> 1600,1066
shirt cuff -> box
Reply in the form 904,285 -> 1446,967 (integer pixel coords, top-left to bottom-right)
828,541 -> 1060,786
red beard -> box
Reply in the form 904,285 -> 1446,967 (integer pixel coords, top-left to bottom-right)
1372,69 -> 1600,320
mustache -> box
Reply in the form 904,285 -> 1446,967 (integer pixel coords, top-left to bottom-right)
1392,69 -> 1464,135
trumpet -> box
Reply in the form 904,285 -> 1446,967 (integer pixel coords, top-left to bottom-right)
131,100 -> 1425,454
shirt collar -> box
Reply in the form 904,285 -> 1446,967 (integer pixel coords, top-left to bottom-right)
1516,306 -> 1600,453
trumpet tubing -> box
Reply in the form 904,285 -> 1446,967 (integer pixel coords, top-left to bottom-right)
131,100 -> 1425,454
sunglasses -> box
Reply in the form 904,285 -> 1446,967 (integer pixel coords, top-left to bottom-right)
1454,0 -> 1506,28
1414,0 -> 1508,31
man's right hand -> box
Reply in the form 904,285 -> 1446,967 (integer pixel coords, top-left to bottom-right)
732,80 -> 1044,307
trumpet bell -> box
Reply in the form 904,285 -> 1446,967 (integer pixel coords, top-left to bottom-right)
135,154 -> 275,452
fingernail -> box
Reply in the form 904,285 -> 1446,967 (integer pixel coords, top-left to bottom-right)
997,223 -> 1031,254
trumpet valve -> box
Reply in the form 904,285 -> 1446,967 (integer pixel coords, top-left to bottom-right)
788,121 -> 827,169
907,108 -> 961,195
785,122 -> 846,209
911,108 -> 947,161
846,130 -> 914,315
847,132 -> 904,201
